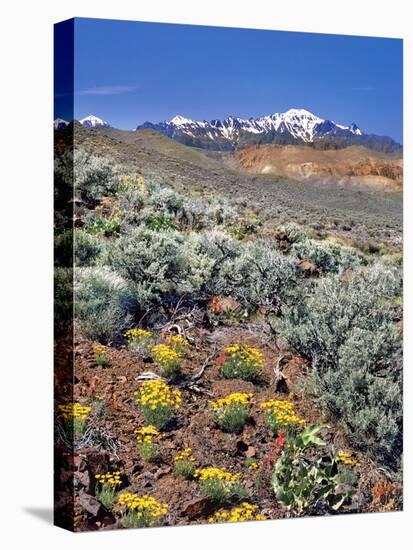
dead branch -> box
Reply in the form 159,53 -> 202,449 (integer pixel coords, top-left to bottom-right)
272,354 -> 289,392
188,346 -> 217,382
136,371 -> 164,381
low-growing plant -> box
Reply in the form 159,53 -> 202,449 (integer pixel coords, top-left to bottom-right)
75,267 -> 135,343
145,213 -> 178,232
194,467 -> 246,505
222,344 -> 264,382
134,379 -> 181,430
209,392 -> 253,434
93,343 -> 109,366
278,222 -> 307,245
151,344 -> 182,377
135,426 -> 160,463
370,478 -> 401,512
118,493 -> 168,528
58,402 -> 91,437
86,206 -> 124,236
245,458 -> 260,471
125,328 -> 156,357
260,399 -> 305,434
271,425 -> 357,515
174,448 -> 196,478
335,451 -> 360,468
208,502 -> 266,523
164,334 -> 189,356
95,471 -> 122,509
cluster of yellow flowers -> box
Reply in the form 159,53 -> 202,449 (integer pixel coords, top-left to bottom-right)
135,379 -> 182,411
95,472 -> 122,486
93,343 -> 107,355
336,452 -> 361,468
118,493 -> 168,517
209,392 -> 253,412
151,344 -> 180,366
208,502 -> 266,523
134,425 -> 160,444
194,467 -> 240,484
225,344 -> 264,369
135,174 -> 146,194
59,402 -> 91,421
120,173 -> 146,194
247,461 -> 259,471
125,328 -> 153,340
174,448 -> 196,463
165,334 -> 189,353
110,206 -> 124,223
260,399 -> 305,428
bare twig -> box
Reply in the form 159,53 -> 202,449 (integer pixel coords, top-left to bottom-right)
136,371 -> 164,381
188,346 -> 217,382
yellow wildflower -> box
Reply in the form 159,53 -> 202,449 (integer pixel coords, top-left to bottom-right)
260,399 -> 305,430
208,502 -> 267,523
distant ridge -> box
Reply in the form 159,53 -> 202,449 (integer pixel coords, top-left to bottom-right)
137,108 -> 401,154
53,114 -> 109,130
53,109 -> 402,154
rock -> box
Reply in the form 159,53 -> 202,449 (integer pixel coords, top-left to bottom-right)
74,469 -> 90,490
246,446 -> 256,458
155,466 -> 172,479
79,492 -> 103,516
79,448 -> 111,479
208,295 -> 241,314
296,259 -> 319,277
181,496 -> 212,519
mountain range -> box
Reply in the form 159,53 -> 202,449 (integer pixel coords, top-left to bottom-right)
54,109 -> 402,154
54,115 -> 109,130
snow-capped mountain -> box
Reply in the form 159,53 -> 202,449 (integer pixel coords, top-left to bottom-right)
137,108 -> 364,150
79,115 -> 109,128
53,115 -> 109,130
54,118 -> 69,130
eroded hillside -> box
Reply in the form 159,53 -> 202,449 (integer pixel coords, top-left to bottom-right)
234,144 -> 403,191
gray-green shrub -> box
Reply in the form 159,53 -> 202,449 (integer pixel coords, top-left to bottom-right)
74,151 -> 119,207
290,238 -> 365,273
74,267 -> 135,342
280,263 -> 402,465
54,267 -> 73,336
216,240 -> 298,311
109,227 -> 196,305
74,230 -> 105,266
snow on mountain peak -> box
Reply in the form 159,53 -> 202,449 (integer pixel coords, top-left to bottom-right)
169,115 -> 194,126
79,115 -> 109,128
136,108 -> 366,149
285,108 -> 320,118
54,118 -> 69,130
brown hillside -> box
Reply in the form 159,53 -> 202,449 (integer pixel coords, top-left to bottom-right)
234,144 -> 403,190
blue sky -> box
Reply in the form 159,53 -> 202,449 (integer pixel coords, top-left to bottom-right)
55,18 -> 403,142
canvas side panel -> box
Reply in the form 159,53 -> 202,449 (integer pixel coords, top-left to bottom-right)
54,18 -> 75,532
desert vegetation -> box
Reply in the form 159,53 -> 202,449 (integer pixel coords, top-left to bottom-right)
54,147 -> 402,529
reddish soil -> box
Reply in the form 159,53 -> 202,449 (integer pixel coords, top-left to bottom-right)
55,326 -> 373,530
